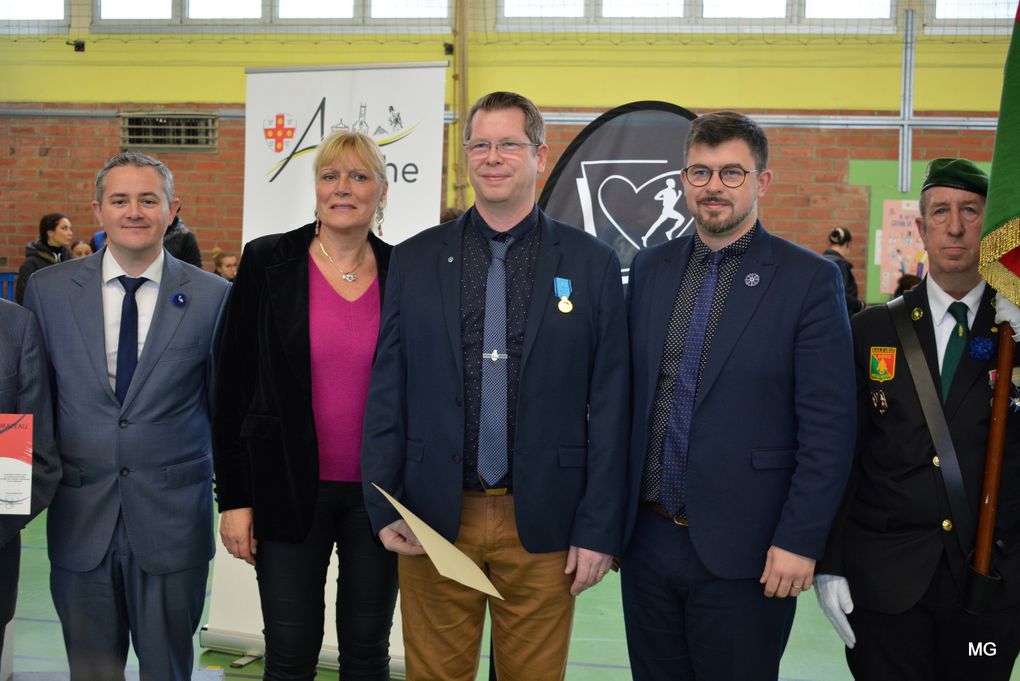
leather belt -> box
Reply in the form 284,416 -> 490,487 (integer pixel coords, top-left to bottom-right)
643,502 -> 688,526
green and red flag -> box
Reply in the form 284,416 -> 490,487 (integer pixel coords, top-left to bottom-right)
981,1 -> 1020,306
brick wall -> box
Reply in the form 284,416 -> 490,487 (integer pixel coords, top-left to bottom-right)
0,102 -> 997,302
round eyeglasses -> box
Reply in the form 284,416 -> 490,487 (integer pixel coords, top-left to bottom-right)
683,164 -> 759,188
464,140 -> 541,158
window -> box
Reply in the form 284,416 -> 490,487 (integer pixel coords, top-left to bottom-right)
372,0 -> 447,17
0,0 -> 64,20
279,0 -> 354,18
806,0 -> 892,19
602,0 -> 682,19
100,0 -> 171,20
188,0 -> 262,19
702,0 -> 786,19
503,0 -> 583,18
934,0 -> 1014,19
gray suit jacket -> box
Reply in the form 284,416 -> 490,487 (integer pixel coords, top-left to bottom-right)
25,250 -> 230,575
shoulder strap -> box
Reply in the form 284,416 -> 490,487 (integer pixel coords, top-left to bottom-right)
887,296 -> 975,555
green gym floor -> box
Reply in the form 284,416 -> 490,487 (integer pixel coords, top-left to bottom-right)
10,511 -> 1019,680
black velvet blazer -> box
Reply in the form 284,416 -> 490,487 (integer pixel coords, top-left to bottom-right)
212,222 -> 391,542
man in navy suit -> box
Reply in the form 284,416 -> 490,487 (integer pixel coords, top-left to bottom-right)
621,111 -> 856,681
361,91 -> 629,681
25,152 -> 229,680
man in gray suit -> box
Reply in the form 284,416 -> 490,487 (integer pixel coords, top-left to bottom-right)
24,151 -> 230,680
0,300 -> 60,656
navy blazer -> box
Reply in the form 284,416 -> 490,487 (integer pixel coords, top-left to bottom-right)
361,209 -> 630,555
625,223 -> 856,579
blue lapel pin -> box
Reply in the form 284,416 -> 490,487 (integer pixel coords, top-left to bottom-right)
744,273 -> 760,287
171,292 -> 187,307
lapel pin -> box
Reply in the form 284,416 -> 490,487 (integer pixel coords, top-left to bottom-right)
448,256 -> 454,263
911,307 -> 923,321
744,273 -> 760,287
171,292 -> 187,307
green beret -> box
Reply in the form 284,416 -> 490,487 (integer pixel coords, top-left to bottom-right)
921,158 -> 988,197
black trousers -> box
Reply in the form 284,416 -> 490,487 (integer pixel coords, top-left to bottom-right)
846,557 -> 1020,681
256,481 -> 398,681
0,532 -> 19,659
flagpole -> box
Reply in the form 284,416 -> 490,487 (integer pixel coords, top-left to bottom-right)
973,323 -> 1015,575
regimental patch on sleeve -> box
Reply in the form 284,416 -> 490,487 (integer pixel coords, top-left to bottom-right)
869,347 -> 897,382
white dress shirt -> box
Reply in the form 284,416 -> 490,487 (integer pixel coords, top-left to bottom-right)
926,275 -> 986,372
102,250 -> 164,391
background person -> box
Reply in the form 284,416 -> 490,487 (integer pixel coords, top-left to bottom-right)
164,206 -> 202,268
214,130 -> 398,681
211,247 -> 238,281
70,240 -> 93,259
823,226 -> 864,317
15,212 -> 73,305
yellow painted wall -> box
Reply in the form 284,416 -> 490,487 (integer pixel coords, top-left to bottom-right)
0,32 -> 1007,112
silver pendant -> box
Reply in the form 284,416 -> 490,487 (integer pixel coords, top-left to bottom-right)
341,272 -> 357,283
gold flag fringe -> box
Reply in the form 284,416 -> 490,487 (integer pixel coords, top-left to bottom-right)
981,214 -> 1020,307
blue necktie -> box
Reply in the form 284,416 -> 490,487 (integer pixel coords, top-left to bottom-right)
478,236 -> 513,486
661,250 -> 724,518
116,276 -> 146,404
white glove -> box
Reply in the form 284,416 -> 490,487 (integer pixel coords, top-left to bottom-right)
814,574 -> 856,649
994,294 -> 1020,342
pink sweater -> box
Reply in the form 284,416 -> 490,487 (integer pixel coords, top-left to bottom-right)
308,257 -> 380,482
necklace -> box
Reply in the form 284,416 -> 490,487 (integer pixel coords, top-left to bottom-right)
317,235 -> 367,283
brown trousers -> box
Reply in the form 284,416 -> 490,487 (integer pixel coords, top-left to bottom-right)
398,492 -> 575,681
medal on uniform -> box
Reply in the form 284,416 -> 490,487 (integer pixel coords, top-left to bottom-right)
554,277 -> 573,314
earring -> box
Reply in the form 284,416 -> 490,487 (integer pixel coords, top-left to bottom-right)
375,203 -> 385,237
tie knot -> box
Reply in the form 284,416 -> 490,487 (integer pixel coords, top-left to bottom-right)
118,276 -> 146,296
490,236 -> 513,262
948,301 -> 969,327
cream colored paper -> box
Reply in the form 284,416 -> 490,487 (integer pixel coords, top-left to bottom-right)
373,483 -> 503,599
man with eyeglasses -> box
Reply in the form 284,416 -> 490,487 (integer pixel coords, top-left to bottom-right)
361,91 -> 629,681
621,111 -> 856,681
815,158 -> 1020,680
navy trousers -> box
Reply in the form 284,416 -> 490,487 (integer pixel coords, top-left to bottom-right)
622,506 -> 796,681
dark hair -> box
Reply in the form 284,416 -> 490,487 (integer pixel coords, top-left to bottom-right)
39,212 -> 69,243
685,111 -> 769,171
95,151 -> 174,203
440,206 -> 464,223
894,273 -> 921,298
464,91 -> 545,146
828,227 -> 852,246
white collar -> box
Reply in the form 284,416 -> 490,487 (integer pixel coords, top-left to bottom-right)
925,275 -> 985,324
102,249 -> 165,286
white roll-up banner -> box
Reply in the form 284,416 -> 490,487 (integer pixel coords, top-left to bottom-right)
242,62 -> 448,246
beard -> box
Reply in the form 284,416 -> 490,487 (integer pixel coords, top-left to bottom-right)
693,194 -> 757,237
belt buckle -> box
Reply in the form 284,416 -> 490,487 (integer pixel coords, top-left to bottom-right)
484,487 -> 508,496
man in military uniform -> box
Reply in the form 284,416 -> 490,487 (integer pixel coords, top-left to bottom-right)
816,158 -> 1020,680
